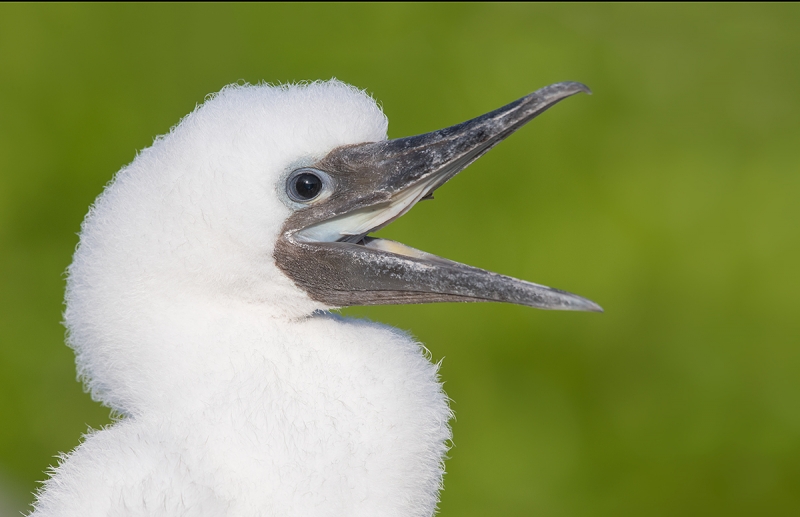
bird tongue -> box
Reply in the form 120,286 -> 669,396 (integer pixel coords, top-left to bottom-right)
360,237 -> 451,264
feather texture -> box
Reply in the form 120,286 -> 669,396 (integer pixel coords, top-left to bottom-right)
32,81 -> 452,517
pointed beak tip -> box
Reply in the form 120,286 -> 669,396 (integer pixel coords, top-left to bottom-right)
566,295 -> 603,313
567,81 -> 592,96
585,300 -> 604,313
533,81 -> 591,106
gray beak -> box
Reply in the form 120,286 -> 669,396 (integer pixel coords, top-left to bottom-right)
274,81 -> 602,312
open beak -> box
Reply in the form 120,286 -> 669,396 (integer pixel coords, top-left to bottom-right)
274,81 -> 602,312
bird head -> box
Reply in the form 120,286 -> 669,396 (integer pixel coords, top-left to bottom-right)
64,79 -> 599,413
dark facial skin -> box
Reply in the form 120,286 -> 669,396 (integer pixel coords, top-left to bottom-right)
274,82 -> 602,312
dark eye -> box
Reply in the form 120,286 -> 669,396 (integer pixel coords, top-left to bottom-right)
293,173 -> 321,199
287,168 -> 329,203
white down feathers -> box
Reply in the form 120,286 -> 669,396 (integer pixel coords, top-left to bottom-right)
32,81 -> 452,517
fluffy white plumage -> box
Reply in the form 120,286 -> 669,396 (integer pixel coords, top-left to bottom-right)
32,81 -> 452,517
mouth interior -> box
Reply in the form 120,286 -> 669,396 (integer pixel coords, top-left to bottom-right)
295,174 -> 443,258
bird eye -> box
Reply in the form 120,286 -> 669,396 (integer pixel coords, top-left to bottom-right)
286,168 -> 329,203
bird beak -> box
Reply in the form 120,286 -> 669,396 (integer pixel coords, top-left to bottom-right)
274,81 -> 602,312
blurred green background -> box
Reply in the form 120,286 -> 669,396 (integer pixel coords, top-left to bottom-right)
1,3 -> 799,516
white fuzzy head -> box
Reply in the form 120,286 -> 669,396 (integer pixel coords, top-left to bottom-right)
65,80 -> 389,414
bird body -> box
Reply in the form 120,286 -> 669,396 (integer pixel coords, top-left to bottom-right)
31,79 -> 597,516
34,311 -> 450,517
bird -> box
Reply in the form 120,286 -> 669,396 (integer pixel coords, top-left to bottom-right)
30,79 -> 600,517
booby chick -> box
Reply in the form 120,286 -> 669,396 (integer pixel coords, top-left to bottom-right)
31,80 -> 600,517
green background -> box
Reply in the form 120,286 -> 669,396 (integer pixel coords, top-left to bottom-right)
1,4 -> 798,516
